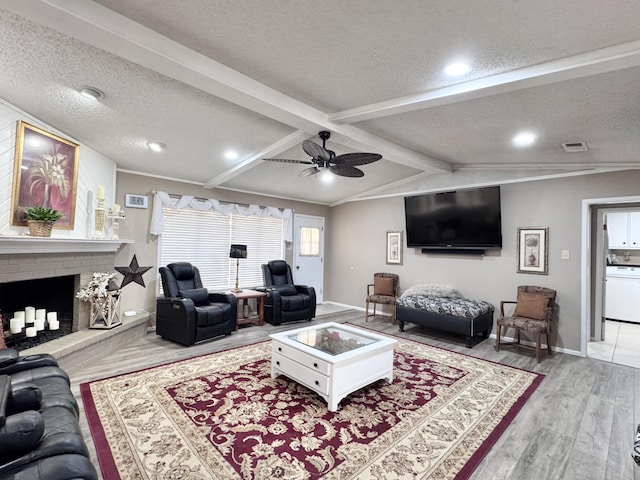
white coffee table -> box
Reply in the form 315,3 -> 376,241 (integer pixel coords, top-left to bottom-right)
269,322 -> 397,411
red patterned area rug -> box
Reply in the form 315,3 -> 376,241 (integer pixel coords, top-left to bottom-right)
81,335 -> 543,479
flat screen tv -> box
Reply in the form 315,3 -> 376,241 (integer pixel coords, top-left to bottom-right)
404,186 -> 502,250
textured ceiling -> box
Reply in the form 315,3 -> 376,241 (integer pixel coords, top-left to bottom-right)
0,1 -> 639,205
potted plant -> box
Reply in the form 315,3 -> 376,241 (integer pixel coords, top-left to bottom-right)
24,206 -> 63,237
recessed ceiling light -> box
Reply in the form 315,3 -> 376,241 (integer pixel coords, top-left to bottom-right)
79,86 -> 104,100
512,131 -> 536,148
147,141 -> 167,152
444,62 -> 470,77
224,150 -> 238,160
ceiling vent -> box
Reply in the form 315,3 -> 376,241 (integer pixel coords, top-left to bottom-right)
562,141 -> 588,153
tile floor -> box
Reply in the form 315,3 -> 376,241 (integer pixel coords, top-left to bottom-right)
587,319 -> 640,368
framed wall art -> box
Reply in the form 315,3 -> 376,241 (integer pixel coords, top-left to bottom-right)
386,230 -> 403,265
517,227 -> 549,274
11,121 -> 79,229
125,194 -> 149,209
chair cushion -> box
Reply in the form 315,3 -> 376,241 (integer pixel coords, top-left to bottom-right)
195,304 -> 230,327
281,294 -> 311,312
275,284 -> 298,296
179,288 -> 209,307
169,262 -> 196,280
497,316 -> 548,333
374,276 -> 395,296
514,291 -> 549,320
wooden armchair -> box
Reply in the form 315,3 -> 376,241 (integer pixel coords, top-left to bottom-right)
495,285 -> 557,363
365,273 -> 399,324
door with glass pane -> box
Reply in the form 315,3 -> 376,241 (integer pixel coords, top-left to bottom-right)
293,214 -> 324,303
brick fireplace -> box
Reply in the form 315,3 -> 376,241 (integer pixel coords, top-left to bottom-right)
0,237 -> 129,347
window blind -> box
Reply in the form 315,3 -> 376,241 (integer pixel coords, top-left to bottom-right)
159,206 -> 284,292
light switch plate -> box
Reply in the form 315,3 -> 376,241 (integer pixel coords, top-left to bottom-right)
561,250 -> 570,260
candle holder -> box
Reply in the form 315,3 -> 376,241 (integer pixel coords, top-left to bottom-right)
93,198 -> 106,239
107,208 -> 126,240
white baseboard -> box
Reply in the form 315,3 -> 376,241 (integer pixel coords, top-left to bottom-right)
490,333 -> 582,357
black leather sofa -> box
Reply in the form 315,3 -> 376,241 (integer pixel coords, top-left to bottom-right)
0,348 -> 97,480
157,262 -> 237,345
260,260 -> 316,326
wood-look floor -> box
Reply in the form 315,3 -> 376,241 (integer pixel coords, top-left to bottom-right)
66,310 -> 640,480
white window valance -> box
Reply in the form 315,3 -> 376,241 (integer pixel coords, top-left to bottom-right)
150,191 -> 294,242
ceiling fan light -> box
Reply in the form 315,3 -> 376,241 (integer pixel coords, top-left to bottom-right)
320,170 -> 334,184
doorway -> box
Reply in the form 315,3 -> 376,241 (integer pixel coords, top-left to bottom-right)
293,214 -> 325,303
583,197 -> 640,368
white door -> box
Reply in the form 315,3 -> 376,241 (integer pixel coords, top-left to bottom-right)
293,214 -> 324,303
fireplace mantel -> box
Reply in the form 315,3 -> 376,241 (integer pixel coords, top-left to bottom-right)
0,236 -> 133,254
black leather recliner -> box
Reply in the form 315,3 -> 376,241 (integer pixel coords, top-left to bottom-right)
260,260 -> 316,325
0,349 -> 97,480
157,262 -> 237,345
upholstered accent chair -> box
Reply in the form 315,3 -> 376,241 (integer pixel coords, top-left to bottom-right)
157,262 -> 237,345
365,273 -> 399,324
495,285 -> 557,363
260,260 -> 316,326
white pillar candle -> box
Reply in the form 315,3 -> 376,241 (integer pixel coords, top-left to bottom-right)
47,311 -> 57,322
48,320 -> 59,330
35,308 -> 46,320
25,307 -> 35,323
10,318 -> 22,334
97,185 -> 105,200
34,319 -> 45,331
13,312 -> 25,329
113,203 -> 120,214
25,327 -> 37,337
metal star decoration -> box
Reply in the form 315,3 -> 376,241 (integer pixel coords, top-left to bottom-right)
115,254 -> 152,288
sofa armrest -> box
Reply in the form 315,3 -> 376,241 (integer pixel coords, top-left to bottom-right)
0,350 -> 18,369
0,410 -> 44,464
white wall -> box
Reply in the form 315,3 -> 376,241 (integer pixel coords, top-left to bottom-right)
326,170 -> 640,353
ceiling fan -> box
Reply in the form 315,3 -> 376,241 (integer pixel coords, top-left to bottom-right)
263,131 -> 382,178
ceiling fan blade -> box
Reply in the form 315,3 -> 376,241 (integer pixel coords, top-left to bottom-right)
332,152 -> 382,167
302,140 -> 330,162
330,165 -> 364,178
299,167 -> 321,177
263,158 -> 313,164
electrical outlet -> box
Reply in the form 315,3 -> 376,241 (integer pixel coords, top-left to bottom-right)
561,250 -> 570,260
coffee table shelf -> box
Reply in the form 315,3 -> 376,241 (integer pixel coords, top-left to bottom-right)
269,322 -> 396,411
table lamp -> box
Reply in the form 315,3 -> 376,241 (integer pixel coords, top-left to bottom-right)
230,244 -> 247,292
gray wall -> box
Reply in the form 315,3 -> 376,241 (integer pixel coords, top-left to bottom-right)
326,169 -> 640,353
114,172 -> 330,320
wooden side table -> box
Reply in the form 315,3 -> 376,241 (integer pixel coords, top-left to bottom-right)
230,289 -> 266,328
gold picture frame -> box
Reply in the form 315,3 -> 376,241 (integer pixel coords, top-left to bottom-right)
11,121 -> 79,229
386,231 -> 403,265
517,227 -> 549,274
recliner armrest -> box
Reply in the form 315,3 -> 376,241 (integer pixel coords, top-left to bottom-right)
208,292 -> 237,306
295,285 -> 314,296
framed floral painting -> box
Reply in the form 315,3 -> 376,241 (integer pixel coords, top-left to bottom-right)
517,227 -> 549,274
11,121 -> 79,229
